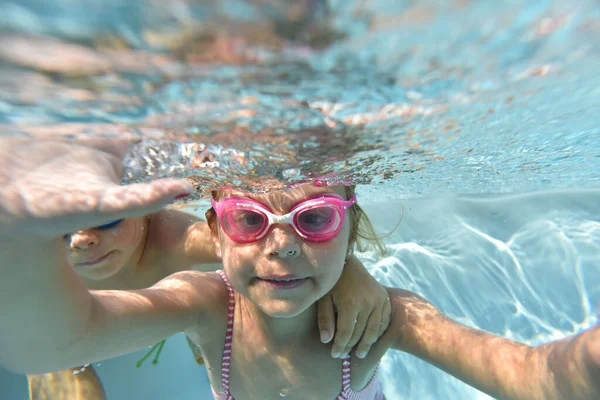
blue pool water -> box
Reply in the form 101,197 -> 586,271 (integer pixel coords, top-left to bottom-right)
1,0 -> 599,399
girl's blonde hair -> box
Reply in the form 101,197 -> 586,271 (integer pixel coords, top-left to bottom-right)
205,186 -> 388,257
344,186 -> 387,257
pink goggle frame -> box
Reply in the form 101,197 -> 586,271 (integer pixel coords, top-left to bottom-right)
211,194 -> 357,243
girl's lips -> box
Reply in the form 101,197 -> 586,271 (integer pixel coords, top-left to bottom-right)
257,277 -> 310,290
75,251 -> 114,267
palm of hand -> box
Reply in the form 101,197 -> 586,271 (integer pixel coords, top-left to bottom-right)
0,139 -> 192,237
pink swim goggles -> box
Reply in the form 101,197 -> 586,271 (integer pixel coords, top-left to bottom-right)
211,194 -> 357,243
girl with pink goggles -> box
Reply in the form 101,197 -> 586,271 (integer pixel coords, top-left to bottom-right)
211,193 -> 357,243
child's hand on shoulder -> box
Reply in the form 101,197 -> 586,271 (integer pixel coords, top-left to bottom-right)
317,255 -> 391,359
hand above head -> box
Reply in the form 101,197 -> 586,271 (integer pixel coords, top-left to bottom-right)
0,138 -> 193,239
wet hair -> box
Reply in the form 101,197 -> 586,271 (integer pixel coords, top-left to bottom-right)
344,186 -> 387,257
205,186 -> 388,257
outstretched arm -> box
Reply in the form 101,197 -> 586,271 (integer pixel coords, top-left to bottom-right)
387,288 -> 600,399
1,246 -> 218,375
0,138 -> 214,374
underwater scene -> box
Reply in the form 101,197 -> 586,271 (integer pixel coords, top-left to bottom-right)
0,0 -> 599,399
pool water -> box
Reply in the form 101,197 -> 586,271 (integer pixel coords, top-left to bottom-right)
1,0 -> 599,399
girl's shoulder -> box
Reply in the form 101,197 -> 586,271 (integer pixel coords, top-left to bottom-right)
157,270 -> 229,302
374,287 -> 443,354
159,270 -> 231,328
176,271 -> 231,348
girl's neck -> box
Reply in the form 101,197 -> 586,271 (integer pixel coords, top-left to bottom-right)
238,294 -> 319,344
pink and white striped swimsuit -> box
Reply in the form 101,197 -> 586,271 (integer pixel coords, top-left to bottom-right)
211,271 -> 385,400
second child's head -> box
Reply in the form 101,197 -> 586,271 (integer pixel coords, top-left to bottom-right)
206,184 -> 381,318
64,217 -> 148,280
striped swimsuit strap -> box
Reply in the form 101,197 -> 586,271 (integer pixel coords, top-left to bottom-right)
214,270 -> 383,400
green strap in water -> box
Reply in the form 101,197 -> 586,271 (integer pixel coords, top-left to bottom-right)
136,339 -> 166,367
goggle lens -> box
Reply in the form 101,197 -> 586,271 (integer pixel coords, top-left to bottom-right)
221,208 -> 268,242
294,206 -> 340,237
212,194 -> 355,243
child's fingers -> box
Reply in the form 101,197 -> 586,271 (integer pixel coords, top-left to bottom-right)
100,178 -> 193,218
354,309 -> 381,359
341,312 -> 369,356
331,310 -> 359,358
9,178 -> 194,238
378,296 -> 392,337
317,295 -> 335,343
73,137 -> 139,160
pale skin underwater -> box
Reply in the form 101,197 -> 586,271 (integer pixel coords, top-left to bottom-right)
10,138 -> 390,399
0,138 -> 599,399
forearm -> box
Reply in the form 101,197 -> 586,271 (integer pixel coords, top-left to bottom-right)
409,316 -> 600,399
0,238 -> 96,373
389,290 -> 559,400
403,311 -> 543,400
70,284 -> 202,371
0,238 -> 198,374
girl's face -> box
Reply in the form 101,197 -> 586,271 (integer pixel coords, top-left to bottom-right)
65,217 -> 147,280
211,185 -> 352,318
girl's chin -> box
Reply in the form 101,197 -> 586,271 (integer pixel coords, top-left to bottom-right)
78,265 -> 122,280
257,299 -> 315,318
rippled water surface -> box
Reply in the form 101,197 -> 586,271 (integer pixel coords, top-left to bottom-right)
1,0 -> 599,399
2,0 -> 599,197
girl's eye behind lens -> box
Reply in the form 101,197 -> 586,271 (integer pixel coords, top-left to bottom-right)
96,219 -> 124,230
299,208 -> 336,231
223,210 -> 266,236
234,211 -> 264,228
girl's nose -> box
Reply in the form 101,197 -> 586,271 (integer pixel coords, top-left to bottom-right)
266,225 -> 302,259
69,230 -> 99,250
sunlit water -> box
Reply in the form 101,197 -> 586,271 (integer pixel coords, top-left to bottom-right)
0,0 -> 599,399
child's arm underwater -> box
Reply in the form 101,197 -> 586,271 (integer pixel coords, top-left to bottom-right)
1,240 -> 220,375
386,288 -> 600,400
0,137 -> 389,375
147,207 -> 222,273
153,205 -> 391,359
0,138 -> 217,374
